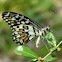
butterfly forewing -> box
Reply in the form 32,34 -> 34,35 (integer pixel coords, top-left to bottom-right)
2,12 -> 42,29
2,12 -> 41,45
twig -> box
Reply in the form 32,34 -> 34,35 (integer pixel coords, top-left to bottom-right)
43,41 -> 62,60
42,52 -> 52,60
38,41 -> 62,61
56,41 -> 62,47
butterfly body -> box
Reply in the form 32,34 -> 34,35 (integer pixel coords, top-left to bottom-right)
2,12 -> 50,47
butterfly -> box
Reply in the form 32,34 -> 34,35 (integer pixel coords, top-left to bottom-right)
2,12 -> 50,47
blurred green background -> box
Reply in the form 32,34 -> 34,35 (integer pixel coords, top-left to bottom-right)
0,0 -> 62,62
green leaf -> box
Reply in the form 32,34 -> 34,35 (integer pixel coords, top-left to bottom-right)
15,46 -> 38,59
31,59 -> 41,62
30,59 -> 41,62
31,61 -> 41,62
44,55 -> 57,61
50,47 -> 57,52
42,32 -> 57,47
50,47 -> 61,52
31,59 -> 38,62
43,61 -> 48,62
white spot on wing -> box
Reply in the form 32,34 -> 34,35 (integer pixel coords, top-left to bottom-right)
16,35 -> 20,38
29,31 -> 35,35
15,15 -> 18,18
24,30 -> 28,32
17,22 -> 20,24
17,14 -> 19,17
5,12 -> 10,16
20,40 -> 23,43
26,19 -> 29,23
29,36 -> 34,40
8,21 -> 10,23
3,17 -> 6,19
19,15 -> 24,21
21,21 -> 25,24
21,15 -> 24,19
13,26 -> 17,28
28,26 -> 33,31
16,28 -> 19,31
11,23 -> 14,25
14,31 -> 18,34
13,37 -> 16,40
19,25 -> 23,28
17,38 -> 20,41
6,19 -> 8,21
11,17 -> 15,20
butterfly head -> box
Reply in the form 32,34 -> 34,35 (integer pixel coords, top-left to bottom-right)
40,26 -> 50,36
45,26 -> 50,31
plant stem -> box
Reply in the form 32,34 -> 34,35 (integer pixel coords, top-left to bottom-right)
42,41 -> 62,60
38,41 -> 62,61
56,41 -> 62,47
42,52 -> 52,60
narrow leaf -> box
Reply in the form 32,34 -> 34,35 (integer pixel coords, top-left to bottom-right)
15,46 -> 38,59
44,55 -> 57,61
31,59 -> 38,62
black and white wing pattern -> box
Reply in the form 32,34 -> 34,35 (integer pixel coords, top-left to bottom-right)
2,12 -> 43,45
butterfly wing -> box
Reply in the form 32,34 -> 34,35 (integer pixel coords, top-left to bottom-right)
2,12 -> 42,45
2,12 -> 43,29
12,24 -> 39,45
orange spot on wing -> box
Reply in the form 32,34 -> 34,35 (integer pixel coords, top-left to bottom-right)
19,37 -> 23,40
23,37 -> 28,42
24,26 -> 27,29
18,32 -> 22,34
21,34 -> 23,37
19,29 -> 22,31
18,32 -> 23,37
8,18 -> 11,20
24,32 -> 28,35
11,21 -> 14,23
24,41 -> 28,44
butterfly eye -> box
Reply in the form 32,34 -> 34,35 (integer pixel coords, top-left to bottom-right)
46,26 -> 49,30
46,27 -> 50,32
46,28 -> 49,30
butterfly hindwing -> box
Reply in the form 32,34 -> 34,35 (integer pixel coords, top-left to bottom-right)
2,12 -> 41,45
12,24 -> 38,45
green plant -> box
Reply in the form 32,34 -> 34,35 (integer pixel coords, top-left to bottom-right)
15,32 -> 62,62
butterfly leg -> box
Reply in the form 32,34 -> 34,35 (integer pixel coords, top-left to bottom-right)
36,36 -> 41,48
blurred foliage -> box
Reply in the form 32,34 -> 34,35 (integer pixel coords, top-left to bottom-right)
0,0 -> 62,62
